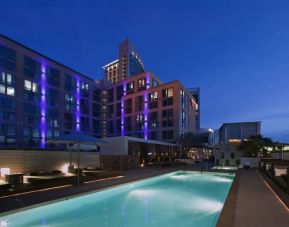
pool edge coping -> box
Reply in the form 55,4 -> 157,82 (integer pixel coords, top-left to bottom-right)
216,170 -> 239,227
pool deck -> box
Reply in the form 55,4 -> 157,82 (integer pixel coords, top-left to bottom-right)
233,169 -> 289,227
1,166 -> 289,227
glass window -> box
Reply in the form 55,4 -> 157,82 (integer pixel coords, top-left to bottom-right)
162,88 -> 174,106
24,80 -> 38,93
126,82 -> 134,94
6,87 -> 14,96
138,78 -> 146,90
0,84 -> 5,94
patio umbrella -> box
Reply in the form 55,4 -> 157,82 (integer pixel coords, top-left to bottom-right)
47,133 -> 107,185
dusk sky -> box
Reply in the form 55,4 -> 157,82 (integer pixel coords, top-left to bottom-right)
1,0 -> 289,142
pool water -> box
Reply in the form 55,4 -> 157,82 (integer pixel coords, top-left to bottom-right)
0,171 -> 234,227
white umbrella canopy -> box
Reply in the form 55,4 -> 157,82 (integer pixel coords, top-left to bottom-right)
47,133 -> 107,145
47,133 -> 107,185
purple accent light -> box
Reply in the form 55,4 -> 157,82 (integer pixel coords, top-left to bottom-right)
144,73 -> 150,140
121,81 -> 126,136
40,64 -> 46,148
76,78 -> 81,131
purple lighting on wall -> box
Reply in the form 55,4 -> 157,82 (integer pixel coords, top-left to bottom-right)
76,78 -> 81,132
40,64 -> 46,148
121,81 -> 126,136
144,73 -> 150,140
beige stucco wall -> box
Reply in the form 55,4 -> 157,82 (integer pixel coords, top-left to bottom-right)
0,150 -> 100,174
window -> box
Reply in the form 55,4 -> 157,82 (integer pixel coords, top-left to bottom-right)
24,80 -> 38,93
46,87 -> 59,108
65,94 -> 76,112
80,99 -> 89,114
162,88 -> 174,106
148,131 -> 157,140
0,97 -> 16,122
0,124 -> 16,144
152,79 -> 159,87
0,72 -> 15,96
46,108 -> 59,139
116,85 -> 123,100
135,95 -> 143,112
149,91 -> 158,109
46,66 -> 60,87
126,82 -> 134,94
230,152 -> 235,159
65,74 -> 76,92
162,109 -> 174,127
64,112 -> 75,130
80,82 -> 89,97
93,103 -> 101,118
221,152 -> 224,159
116,119 -> 121,134
107,104 -> 114,119
124,116 -> 132,131
148,112 -> 158,129
80,116 -> 89,132
93,119 -> 101,134
107,88 -> 114,103
0,45 -> 16,71
181,111 -> 187,129
93,88 -> 101,102
162,130 -> 174,139
180,90 -> 185,108
22,127 -> 39,146
124,98 -> 132,114
135,114 -> 144,130
116,102 -> 121,117
107,120 -> 114,134
137,78 -> 146,91
24,56 -> 41,79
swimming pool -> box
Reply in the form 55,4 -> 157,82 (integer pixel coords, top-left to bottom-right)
0,171 -> 234,227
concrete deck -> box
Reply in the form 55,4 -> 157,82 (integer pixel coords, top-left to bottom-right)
233,169 -> 289,227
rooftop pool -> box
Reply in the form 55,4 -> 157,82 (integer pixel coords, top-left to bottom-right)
0,171 -> 235,227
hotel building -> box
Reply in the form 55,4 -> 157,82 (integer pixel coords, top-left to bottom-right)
0,34 -> 197,150
215,121 -> 261,166
103,39 -> 144,84
0,34 -> 102,148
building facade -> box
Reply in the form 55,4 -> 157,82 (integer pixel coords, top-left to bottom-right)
102,72 -> 197,142
0,34 -> 102,148
188,87 -> 200,132
103,39 -> 144,84
0,35 -> 197,149
215,121 -> 261,166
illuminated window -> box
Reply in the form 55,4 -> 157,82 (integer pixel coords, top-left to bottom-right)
24,80 -> 38,93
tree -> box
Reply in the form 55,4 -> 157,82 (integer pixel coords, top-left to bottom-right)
177,132 -> 207,157
237,135 -> 275,157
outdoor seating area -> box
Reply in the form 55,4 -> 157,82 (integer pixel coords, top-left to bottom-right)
0,166 -> 123,197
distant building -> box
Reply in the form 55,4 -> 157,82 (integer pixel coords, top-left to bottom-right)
199,128 -> 218,146
103,39 -> 144,84
188,87 -> 200,131
215,122 -> 261,166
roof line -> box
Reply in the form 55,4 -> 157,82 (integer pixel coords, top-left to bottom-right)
0,34 -> 96,81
